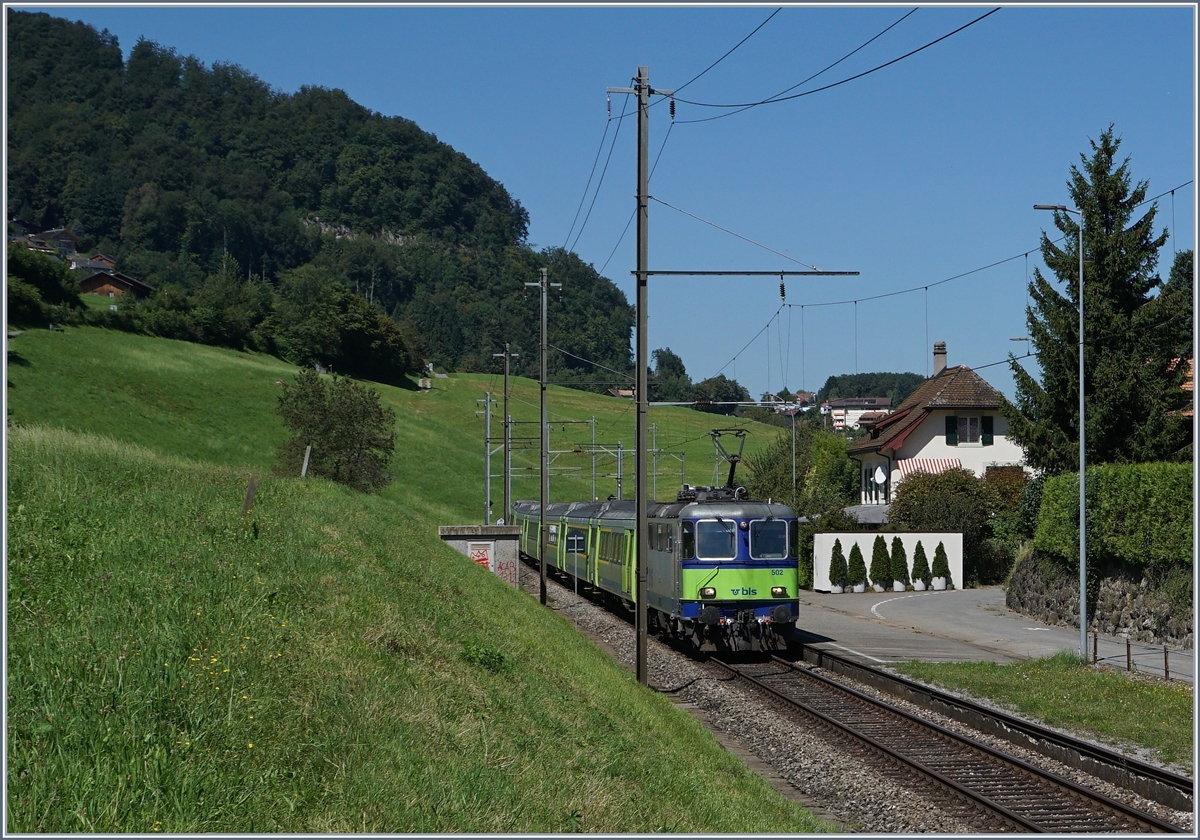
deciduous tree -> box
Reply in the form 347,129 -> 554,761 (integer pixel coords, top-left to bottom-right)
275,368 -> 396,493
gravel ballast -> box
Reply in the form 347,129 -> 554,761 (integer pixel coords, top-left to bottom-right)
526,569 -> 1194,833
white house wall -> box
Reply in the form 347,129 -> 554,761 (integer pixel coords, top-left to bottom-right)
812,532 -> 964,593
897,410 -> 1024,474
855,410 -> 1025,503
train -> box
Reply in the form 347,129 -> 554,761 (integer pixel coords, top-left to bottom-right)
510,436 -> 801,650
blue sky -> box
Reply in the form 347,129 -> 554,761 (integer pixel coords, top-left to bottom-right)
28,4 -> 1197,402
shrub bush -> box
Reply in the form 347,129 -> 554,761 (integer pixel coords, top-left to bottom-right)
911,541 -> 930,585
847,543 -> 867,588
932,541 -> 951,583
890,536 -> 909,585
828,539 -> 848,589
1034,462 -> 1192,580
869,535 -> 890,588
889,467 -> 999,584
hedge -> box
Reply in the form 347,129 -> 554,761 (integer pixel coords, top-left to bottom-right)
1034,462 -> 1192,575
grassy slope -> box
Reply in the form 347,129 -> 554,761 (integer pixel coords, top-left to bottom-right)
6,326 -> 826,833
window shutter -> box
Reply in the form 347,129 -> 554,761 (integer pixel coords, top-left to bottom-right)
981,415 -> 994,446
945,415 -> 958,446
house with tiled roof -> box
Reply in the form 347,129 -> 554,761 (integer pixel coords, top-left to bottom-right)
846,341 -> 1025,506
78,269 -> 154,301
827,396 -> 891,429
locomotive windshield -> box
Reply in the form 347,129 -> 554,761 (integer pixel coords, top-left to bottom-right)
750,520 -> 787,559
696,519 -> 737,560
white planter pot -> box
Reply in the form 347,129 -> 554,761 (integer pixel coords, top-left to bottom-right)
829,584 -> 844,594
893,581 -> 906,592
873,583 -> 887,593
852,583 -> 866,594
912,580 -> 927,591
932,577 -> 947,591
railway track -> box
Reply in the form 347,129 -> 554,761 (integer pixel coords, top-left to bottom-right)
786,643 -> 1195,812
712,655 -> 1187,833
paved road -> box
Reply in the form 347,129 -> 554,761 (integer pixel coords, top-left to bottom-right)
792,585 -> 1193,685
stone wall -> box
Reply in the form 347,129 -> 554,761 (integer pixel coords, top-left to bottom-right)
1006,554 -> 1193,650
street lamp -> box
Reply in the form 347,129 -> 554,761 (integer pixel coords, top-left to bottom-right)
1034,202 -> 1086,660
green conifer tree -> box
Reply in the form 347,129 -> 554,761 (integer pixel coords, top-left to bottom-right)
932,541 -> 951,584
869,534 -> 890,588
847,543 -> 867,588
1000,126 -> 1190,471
828,538 -> 848,590
911,540 -> 931,585
890,536 -> 909,586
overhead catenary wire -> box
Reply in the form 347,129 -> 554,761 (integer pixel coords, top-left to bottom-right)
703,178 -> 1192,388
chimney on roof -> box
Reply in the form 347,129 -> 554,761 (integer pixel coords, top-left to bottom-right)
933,341 -> 947,375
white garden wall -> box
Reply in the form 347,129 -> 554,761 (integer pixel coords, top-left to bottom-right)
813,532 -> 963,593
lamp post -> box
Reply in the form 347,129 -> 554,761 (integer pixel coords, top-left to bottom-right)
1034,202 -> 1086,660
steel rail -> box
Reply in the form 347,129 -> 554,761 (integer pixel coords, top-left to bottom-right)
788,644 -> 1194,812
713,656 -> 1185,834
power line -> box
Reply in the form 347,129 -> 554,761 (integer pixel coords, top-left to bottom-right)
672,7 -> 783,96
561,120 -> 612,249
548,343 -> 633,381
568,95 -> 630,253
650,195 -> 821,270
675,8 -> 1000,113
678,7 -> 918,125
598,120 -> 675,276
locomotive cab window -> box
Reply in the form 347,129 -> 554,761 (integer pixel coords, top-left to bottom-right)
696,519 -> 737,560
681,521 -> 695,559
749,519 -> 787,559
789,519 -> 799,559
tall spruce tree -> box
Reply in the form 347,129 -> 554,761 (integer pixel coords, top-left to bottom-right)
1001,126 -> 1191,472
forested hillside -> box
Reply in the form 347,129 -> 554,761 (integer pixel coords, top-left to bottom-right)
815,372 -> 926,407
6,10 -> 633,385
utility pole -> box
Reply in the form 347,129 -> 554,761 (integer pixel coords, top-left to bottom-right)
525,268 -> 560,606
492,344 -> 519,523
476,393 -> 497,524
609,66 -> 670,687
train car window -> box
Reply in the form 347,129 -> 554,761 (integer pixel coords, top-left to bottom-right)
681,521 -> 695,559
789,519 -> 800,559
566,527 -> 586,554
749,520 -> 788,559
548,524 -> 558,545
696,519 -> 737,560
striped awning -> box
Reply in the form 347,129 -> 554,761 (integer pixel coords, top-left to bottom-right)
895,457 -> 961,479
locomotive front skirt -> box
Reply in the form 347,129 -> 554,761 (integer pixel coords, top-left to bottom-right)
511,491 -> 801,650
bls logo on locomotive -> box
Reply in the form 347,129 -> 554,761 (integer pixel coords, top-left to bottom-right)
730,587 -> 758,596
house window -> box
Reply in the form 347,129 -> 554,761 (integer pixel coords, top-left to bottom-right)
957,416 -> 981,444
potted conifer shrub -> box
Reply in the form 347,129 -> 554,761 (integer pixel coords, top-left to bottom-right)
931,540 -> 951,590
869,534 -> 890,593
847,543 -> 868,593
890,536 -> 909,592
910,540 -> 931,591
828,538 -> 848,594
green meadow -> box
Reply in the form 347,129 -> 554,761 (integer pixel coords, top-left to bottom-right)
6,326 -> 826,833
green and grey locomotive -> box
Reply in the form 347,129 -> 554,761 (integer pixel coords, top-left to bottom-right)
511,483 -> 801,651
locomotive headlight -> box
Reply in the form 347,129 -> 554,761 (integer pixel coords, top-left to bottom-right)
771,586 -> 788,598
699,587 -> 716,599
